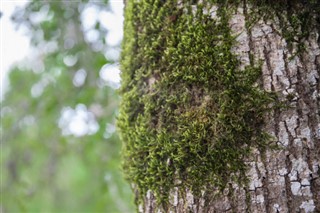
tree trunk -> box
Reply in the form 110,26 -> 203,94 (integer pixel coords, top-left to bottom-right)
118,1 -> 320,212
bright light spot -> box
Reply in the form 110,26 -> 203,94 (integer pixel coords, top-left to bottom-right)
81,5 -> 99,31
100,2 -> 124,29
110,1 -> 124,16
103,123 -> 116,139
291,182 -> 301,195
85,29 -> 100,43
33,29 -> 44,41
92,40 -> 104,52
81,1 -> 124,47
1,1 -> 30,99
300,200 -> 315,213
105,32 -> 122,46
98,2 -> 124,46
30,77 -> 51,98
30,55 -> 45,73
73,69 -> 87,87
99,11 -> 116,30
29,4 -> 50,25
63,55 -> 78,67
58,104 -> 99,137
99,64 -> 120,89
31,82 -> 44,98
104,47 -> 120,61
69,117 -> 89,137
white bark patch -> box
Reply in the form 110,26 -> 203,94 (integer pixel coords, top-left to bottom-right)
300,127 -> 312,146
293,138 -> 302,147
286,60 -> 298,84
148,77 -> 156,87
291,157 -> 311,179
271,51 -> 285,76
307,70 -> 318,85
289,170 -> 298,181
251,27 -> 264,38
186,190 -> 194,208
203,5 -> 218,18
249,179 -> 263,190
264,35 -> 288,95
147,190 -> 152,199
261,23 -> 273,35
273,203 -> 282,212
284,115 -> 298,137
191,5 -> 197,15
282,89 -> 298,101
229,8 -> 250,70
311,90 -> 318,101
255,194 -> 265,204
169,187 -> 179,207
299,200 -> 315,213
313,163 -> 320,176
301,178 -> 310,186
279,168 -> 288,176
248,161 -> 265,190
290,181 -> 302,196
249,175 -> 262,190
301,186 -> 312,197
278,121 -> 289,146
138,204 -> 143,213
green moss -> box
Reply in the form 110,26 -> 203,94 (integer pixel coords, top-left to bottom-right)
117,0 -> 317,209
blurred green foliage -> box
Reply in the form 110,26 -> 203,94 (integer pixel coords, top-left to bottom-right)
1,1 -> 134,212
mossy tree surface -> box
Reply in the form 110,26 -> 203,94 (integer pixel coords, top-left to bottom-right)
118,0 -> 320,212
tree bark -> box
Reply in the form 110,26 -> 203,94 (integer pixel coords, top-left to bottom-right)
119,1 -> 320,212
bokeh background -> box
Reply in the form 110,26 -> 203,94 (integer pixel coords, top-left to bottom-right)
1,1 -> 135,212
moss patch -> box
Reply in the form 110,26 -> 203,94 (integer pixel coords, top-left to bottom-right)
117,0 -> 318,208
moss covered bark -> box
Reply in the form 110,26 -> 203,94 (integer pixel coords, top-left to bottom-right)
117,0 -> 320,211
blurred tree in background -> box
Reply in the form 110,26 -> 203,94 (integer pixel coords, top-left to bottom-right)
1,1 -> 134,212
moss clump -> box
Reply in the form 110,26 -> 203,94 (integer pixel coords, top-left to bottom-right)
118,0 -> 278,208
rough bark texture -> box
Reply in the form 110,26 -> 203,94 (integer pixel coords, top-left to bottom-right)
120,1 -> 320,212
224,4 -> 320,213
